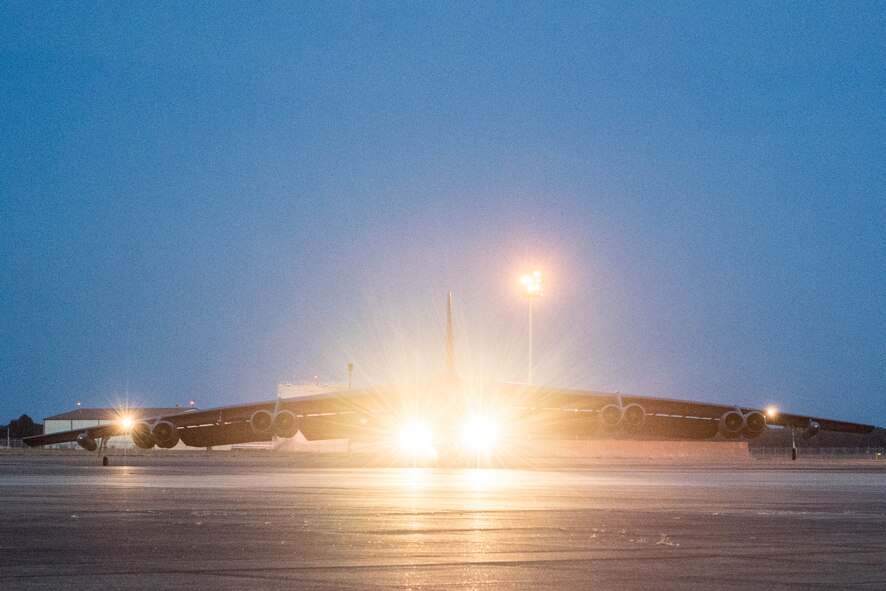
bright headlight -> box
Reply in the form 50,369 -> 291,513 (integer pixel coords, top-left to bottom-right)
119,416 -> 134,430
399,420 -> 433,453
461,415 -> 498,452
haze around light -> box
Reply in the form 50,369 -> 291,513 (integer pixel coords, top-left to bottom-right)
1,2 -> 883,426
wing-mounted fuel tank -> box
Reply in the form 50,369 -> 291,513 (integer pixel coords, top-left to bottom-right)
76,433 -> 97,451
801,421 -> 820,440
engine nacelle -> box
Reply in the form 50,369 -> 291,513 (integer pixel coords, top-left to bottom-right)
272,410 -> 298,438
801,421 -> 820,440
599,404 -> 623,430
151,421 -> 180,448
76,433 -> 97,452
742,411 -> 767,439
719,411 -> 744,439
131,422 -> 156,450
622,404 -> 646,432
250,410 -> 274,435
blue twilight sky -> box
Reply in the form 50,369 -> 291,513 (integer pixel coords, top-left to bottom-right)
1,2 -> 883,426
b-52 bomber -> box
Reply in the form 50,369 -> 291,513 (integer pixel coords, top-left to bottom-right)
25,294 -> 876,460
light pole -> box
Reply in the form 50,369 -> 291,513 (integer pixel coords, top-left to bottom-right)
520,270 -> 542,383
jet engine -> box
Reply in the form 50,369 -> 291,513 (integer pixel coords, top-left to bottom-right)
600,404 -> 623,430
802,421 -> 820,440
250,410 -> 274,435
76,433 -> 97,452
720,410 -> 767,439
718,411 -> 745,439
272,410 -> 298,438
151,421 -> 180,449
599,403 -> 646,432
742,411 -> 767,439
622,404 -> 646,432
131,422 -> 156,450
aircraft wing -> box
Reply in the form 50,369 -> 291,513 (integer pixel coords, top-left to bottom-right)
22,293 -> 878,451
22,407 -> 205,449
488,382 -> 875,439
23,423 -> 124,447
22,383 -> 411,449
25,379 -> 876,450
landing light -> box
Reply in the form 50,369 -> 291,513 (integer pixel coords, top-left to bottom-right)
399,421 -> 433,455
461,415 -> 499,452
766,406 -> 778,419
119,416 -> 134,431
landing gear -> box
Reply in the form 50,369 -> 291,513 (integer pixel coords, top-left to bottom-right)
97,437 -> 109,466
790,428 -> 798,461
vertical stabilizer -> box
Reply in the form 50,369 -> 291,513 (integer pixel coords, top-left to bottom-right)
445,292 -> 456,378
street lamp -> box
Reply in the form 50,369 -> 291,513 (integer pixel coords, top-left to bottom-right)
520,270 -> 542,383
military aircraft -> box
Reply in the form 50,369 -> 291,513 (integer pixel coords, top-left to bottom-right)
24,294 -> 876,459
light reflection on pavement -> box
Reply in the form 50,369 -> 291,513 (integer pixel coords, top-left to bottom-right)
1,455 -> 884,590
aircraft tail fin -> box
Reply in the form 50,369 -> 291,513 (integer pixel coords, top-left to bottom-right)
445,292 -> 456,379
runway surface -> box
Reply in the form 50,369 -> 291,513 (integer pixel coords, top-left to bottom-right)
1,453 -> 884,590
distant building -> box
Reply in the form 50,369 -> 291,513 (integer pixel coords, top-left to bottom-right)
44,407 -> 186,449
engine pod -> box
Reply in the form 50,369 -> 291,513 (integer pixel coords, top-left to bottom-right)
250,410 -> 274,435
151,421 -> 180,448
131,422 -> 156,450
742,411 -> 767,438
719,411 -> 744,439
622,404 -> 646,432
599,404 -> 623,430
272,410 -> 298,438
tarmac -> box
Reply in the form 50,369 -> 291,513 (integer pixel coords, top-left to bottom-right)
1,452 -> 884,590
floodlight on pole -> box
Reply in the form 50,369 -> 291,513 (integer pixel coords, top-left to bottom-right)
520,271 -> 542,383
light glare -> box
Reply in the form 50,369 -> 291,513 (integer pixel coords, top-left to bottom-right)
461,415 -> 499,452
521,271 -> 543,297
399,420 -> 433,454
